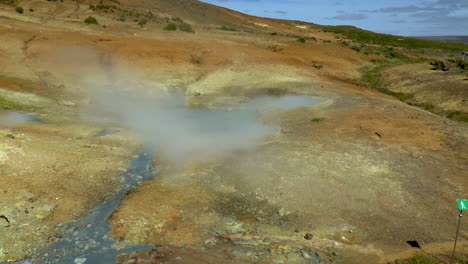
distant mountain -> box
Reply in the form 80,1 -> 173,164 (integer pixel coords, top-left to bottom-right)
414,36 -> 468,45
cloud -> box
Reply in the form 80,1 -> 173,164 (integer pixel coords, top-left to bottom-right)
328,13 -> 368,21
360,5 -> 440,13
389,19 -> 407,24
275,10 -> 287,15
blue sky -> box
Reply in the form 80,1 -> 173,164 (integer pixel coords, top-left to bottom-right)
199,0 -> 468,36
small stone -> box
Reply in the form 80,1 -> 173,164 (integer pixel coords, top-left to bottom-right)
313,64 -> 324,69
302,251 -> 312,259
304,233 -> 313,240
204,237 -> 217,246
278,208 -> 289,217
263,237 -> 273,243
74,257 -> 87,264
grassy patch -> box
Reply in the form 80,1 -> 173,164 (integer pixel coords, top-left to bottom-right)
322,25 -> 468,52
0,96 -> 40,111
163,23 -> 177,31
220,26 -> 237,31
15,6 -> 23,13
447,111 -> 468,122
407,254 -> 439,264
297,37 -> 306,43
84,16 -> 98,25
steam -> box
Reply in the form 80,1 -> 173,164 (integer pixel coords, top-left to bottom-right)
82,77 -> 279,161
73,51 -> 318,162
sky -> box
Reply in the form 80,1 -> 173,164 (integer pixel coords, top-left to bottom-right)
199,0 -> 468,36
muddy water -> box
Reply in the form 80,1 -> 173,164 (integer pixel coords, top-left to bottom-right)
11,95 -> 320,264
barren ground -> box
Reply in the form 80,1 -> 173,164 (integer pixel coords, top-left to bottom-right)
0,0 -> 466,263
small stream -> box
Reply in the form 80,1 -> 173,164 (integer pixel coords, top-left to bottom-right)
8,95 -> 321,264
15,147 -> 157,264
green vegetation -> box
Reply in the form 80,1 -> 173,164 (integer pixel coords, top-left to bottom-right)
0,0 -> 15,5
15,6 -> 23,14
360,58 -> 425,101
270,32 -> 278,36
322,25 -> 468,52
89,4 -> 119,11
220,26 -> 237,31
137,19 -> 147,26
163,23 -> 177,31
407,254 -> 439,264
0,96 -> 40,111
297,37 -> 306,43
84,16 -> 98,25
179,23 -> 194,33
447,111 -> 468,122
311,117 -> 325,122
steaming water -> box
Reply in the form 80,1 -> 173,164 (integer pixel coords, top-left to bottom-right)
8,95 -> 320,264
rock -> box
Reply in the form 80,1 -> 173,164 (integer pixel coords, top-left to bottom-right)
35,204 -> 56,219
263,237 -> 273,243
313,63 -> 324,69
204,237 -> 217,246
430,60 -> 451,71
74,258 -> 87,264
304,233 -> 313,240
302,251 -> 312,259
0,215 -> 10,227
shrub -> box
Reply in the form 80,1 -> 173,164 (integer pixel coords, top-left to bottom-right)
351,45 -> 362,52
138,19 -> 147,26
15,6 -> 23,14
163,23 -> 177,31
311,117 -> 324,122
179,23 -> 194,33
297,37 -> 306,43
84,16 -> 98,24
271,32 -> 277,36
